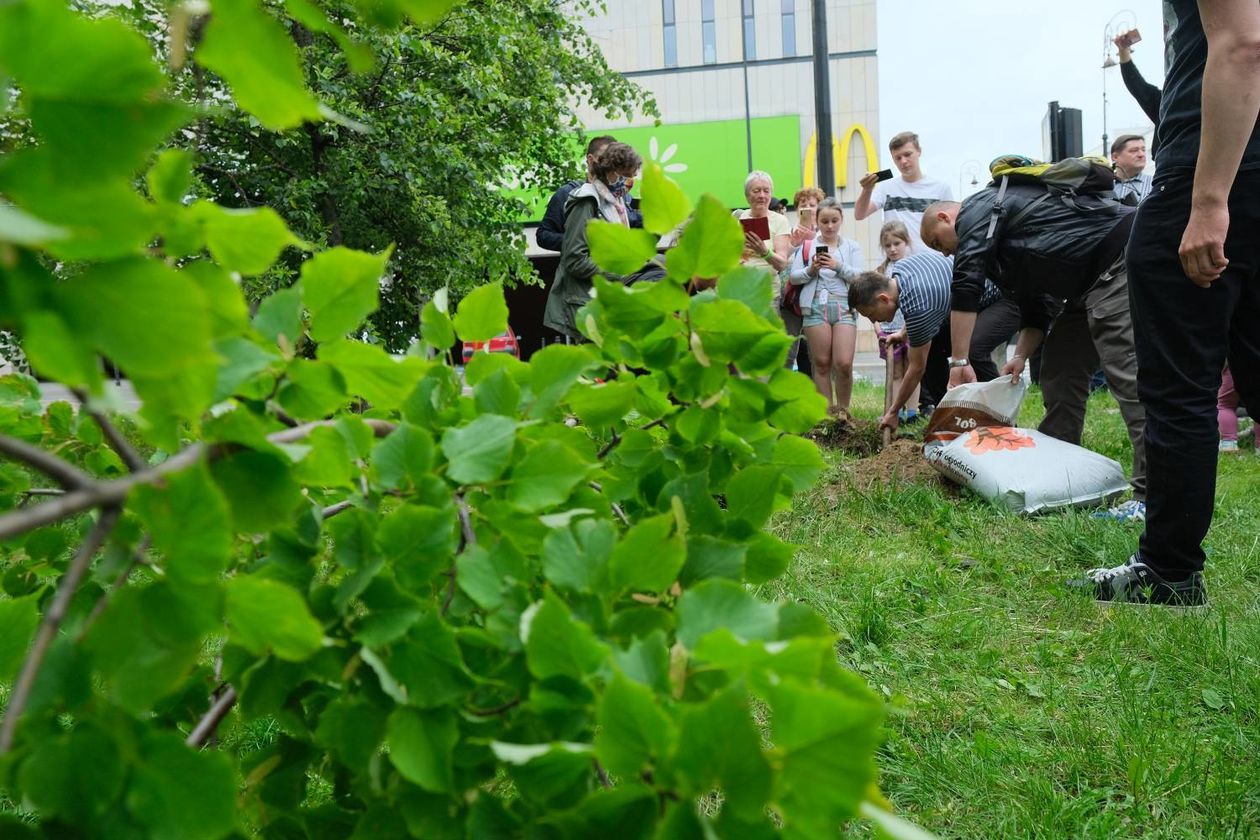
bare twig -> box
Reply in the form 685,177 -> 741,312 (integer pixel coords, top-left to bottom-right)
444,496 -> 476,616
186,685 -> 238,748
22,488 -> 65,497
320,500 -> 356,520
594,760 -> 612,788
596,431 -> 620,460
0,506 -> 121,753
0,419 -> 398,542
467,696 -> 521,717
596,416 -> 670,460
71,388 -> 145,472
0,435 -> 94,490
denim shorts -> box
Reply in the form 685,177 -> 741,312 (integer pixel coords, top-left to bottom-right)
803,297 -> 857,329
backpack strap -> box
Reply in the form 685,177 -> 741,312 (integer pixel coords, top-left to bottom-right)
801,239 -> 813,264
985,175 -> 1010,240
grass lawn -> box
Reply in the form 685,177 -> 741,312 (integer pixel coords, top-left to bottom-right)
766,380 -> 1260,839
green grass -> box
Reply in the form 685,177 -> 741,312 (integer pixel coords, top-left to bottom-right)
766,381 -> 1260,839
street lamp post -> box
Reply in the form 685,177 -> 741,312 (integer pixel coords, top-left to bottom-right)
1102,10 -> 1138,155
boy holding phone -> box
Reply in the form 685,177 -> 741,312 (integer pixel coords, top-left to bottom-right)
854,131 -> 953,254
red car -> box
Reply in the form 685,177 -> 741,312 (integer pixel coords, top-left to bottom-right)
462,327 -> 521,364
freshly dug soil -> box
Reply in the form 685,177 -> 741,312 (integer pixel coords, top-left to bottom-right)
805,414 -> 885,457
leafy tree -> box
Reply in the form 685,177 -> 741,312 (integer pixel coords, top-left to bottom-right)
0,0 -> 929,836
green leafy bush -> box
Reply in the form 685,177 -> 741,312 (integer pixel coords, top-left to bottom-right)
0,0 -> 924,836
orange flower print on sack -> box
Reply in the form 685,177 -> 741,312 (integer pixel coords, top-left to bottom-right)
963,426 -> 1036,454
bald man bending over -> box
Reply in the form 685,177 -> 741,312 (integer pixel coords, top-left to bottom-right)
921,190 -> 1148,522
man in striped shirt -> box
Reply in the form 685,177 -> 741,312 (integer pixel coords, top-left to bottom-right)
849,251 -> 1003,431
1111,134 -> 1154,204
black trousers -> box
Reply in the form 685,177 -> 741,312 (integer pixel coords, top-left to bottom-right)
1129,171 -> 1260,578
969,298 -> 1021,381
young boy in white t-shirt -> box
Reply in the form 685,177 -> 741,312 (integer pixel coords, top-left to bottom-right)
854,131 -> 954,253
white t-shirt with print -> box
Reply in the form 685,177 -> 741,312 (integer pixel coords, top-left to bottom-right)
870,176 -> 953,252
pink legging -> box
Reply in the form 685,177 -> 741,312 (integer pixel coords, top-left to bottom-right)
1219,366 -> 1239,441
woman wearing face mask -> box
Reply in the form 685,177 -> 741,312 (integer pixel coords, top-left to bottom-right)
787,197 -> 863,416
544,142 -> 661,341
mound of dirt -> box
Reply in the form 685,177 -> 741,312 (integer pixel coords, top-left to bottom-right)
847,438 -> 947,489
805,414 -> 885,457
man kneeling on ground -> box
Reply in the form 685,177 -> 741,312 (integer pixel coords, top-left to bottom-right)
849,252 -> 1008,431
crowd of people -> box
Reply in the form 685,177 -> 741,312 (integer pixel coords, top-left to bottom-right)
536,0 -> 1256,609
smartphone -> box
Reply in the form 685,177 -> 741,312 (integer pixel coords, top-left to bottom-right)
1125,28 -> 1142,46
874,169 -> 894,182
815,245 -> 829,256
799,207 -> 814,227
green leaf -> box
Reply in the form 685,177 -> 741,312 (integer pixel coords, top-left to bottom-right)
254,286 -> 305,351
420,299 -> 455,350
527,343 -> 600,418
591,275 -> 689,340
292,425 -> 355,488
676,579 -> 778,650
666,195 -> 745,282
726,465 -> 782,528
522,595 -> 608,680
184,262 -> 251,339
566,379 -> 637,428
609,513 -> 685,593
378,612 -> 472,708
452,283 -> 509,343
28,98 -> 191,180
126,733 -> 238,840
542,518 -> 615,592
595,673 -> 676,778
770,435 -> 826,493
277,358 -> 349,419
226,576 -> 324,661
490,742 -> 595,809
132,464 -> 232,589
371,423 -> 435,491
0,593 -> 39,683
196,0 -> 324,130
387,707 -> 457,793
744,532 -> 795,585
19,725 -> 125,823
680,535 -> 746,586
319,340 -> 428,411
716,265 -> 776,320
673,688 -> 772,821
440,414 -> 517,485
199,203 -> 302,276
770,681 -> 884,830
377,504 -> 457,590
314,696 -> 387,776
473,369 -> 521,417
507,440 -> 593,512
301,247 -> 389,342
586,220 -> 658,275
147,149 -> 193,204
209,450 -> 302,533
61,258 -> 215,380
640,162 -> 692,235
0,204 -> 68,246
859,802 -> 940,840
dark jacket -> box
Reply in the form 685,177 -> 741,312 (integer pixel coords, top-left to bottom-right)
1120,60 -> 1162,155
543,184 -> 626,338
538,179 -> 643,252
951,182 -> 1136,332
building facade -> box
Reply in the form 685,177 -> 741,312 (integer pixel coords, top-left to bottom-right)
527,0 -> 886,346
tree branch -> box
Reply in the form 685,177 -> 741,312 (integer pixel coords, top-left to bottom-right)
596,415 -> 670,460
72,388 -> 146,472
320,499 -> 356,520
0,420 -> 397,542
186,685 -> 238,748
0,435 -> 94,490
0,506 -> 120,753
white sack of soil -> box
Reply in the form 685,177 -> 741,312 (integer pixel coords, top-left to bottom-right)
923,381 -> 1130,515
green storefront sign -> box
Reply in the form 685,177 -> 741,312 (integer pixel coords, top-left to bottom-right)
512,116 -> 803,221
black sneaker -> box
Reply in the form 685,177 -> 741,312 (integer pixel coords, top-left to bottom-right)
1069,555 -> 1207,607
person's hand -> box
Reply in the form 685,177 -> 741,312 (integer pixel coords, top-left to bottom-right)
818,252 -> 837,271
879,410 -> 900,432
948,363 -> 977,389
883,328 -> 907,347
859,172 -> 880,190
1179,204 -> 1230,287
1000,353 -> 1026,383
743,230 -> 765,256
1113,31 -> 1134,61
789,225 -> 811,247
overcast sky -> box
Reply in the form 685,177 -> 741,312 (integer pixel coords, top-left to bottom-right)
874,0 -> 1164,199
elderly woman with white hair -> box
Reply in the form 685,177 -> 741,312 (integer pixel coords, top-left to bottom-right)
734,170 -> 792,276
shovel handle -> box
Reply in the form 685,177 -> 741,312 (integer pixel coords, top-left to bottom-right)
882,350 -> 895,447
